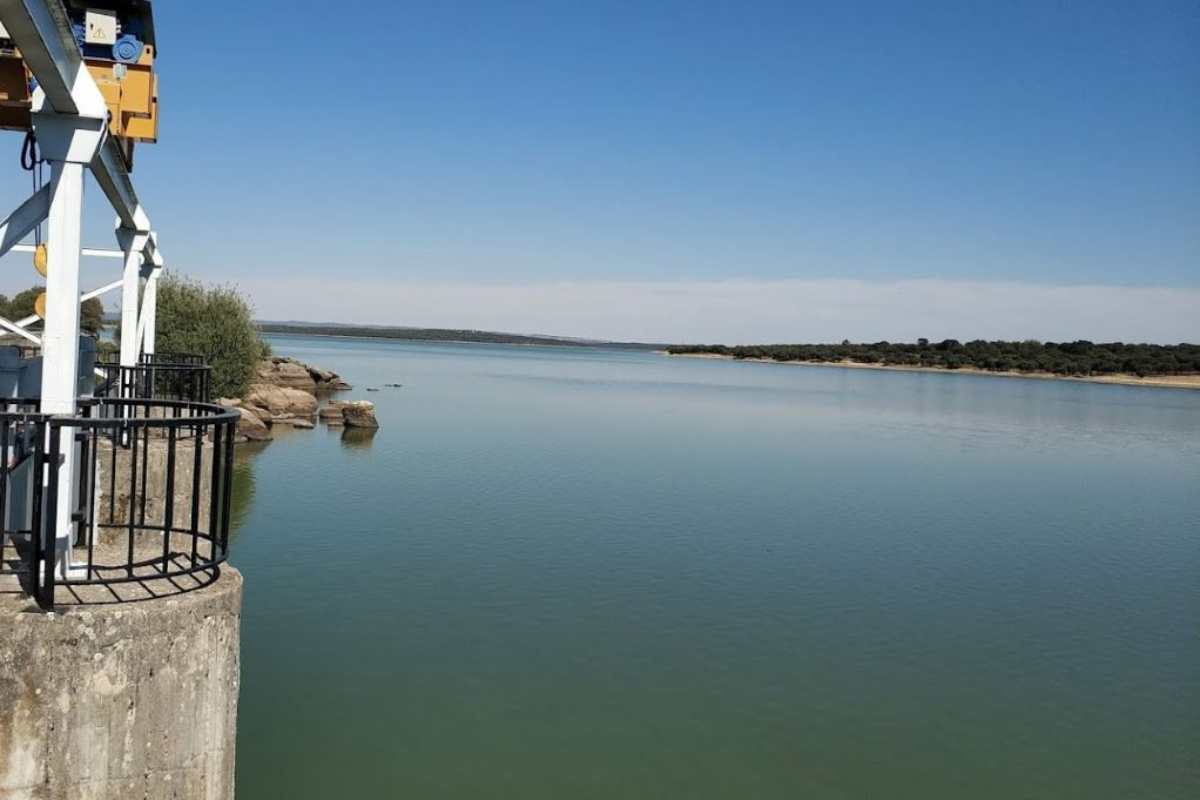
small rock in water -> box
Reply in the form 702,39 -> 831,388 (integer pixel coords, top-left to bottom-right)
365,387 -> 380,392
383,383 -> 403,388
342,400 -> 380,428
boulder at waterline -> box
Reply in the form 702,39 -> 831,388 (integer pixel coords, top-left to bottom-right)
244,383 -> 319,420
341,400 -> 380,428
319,401 -> 347,423
246,405 -> 274,423
218,398 -> 272,442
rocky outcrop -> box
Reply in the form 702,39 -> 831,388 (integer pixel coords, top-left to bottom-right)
243,383 -> 318,423
255,358 -> 316,392
244,405 -> 273,423
255,357 -> 351,393
307,365 -> 352,391
233,357 -> 364,443
217,398 -> 272,442
340,400 -> 379,429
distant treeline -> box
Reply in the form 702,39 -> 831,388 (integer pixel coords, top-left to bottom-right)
258,323 -> 662,350
667,340 -> 1200,377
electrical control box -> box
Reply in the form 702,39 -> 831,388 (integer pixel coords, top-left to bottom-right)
0,1 -> 158,169
85,9 -> 118,45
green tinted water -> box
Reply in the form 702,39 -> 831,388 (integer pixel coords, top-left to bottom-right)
233,336 -> 1200,798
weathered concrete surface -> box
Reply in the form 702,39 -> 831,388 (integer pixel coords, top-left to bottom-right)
0,568 -> 242,800
95,439 -> 215,538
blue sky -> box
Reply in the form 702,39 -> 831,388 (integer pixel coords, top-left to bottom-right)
1,1 -> 1197,341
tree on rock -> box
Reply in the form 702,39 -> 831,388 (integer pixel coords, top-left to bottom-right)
155,275 -> 268,398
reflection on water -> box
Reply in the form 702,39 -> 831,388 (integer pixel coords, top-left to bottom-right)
339,427 -> 377,450
227,446 -> 261,540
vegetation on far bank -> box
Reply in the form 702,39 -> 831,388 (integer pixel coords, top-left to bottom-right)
666,340 -> 1200,378
258,322 -> 662,350
156,276 -> 269,397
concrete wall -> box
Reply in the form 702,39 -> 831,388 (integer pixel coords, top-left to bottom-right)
95,437 -> 216,537
0,569 -> 242,800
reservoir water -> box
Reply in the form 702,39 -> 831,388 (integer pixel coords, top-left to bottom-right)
233,335 -> 1199,798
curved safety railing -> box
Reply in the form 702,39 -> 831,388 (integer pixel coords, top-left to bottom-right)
94,357 -> 212,403
0,397 -> 238,609
141,352 -> 208,367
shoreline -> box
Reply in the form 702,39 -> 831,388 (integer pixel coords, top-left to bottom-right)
262,331 -> 655,351
660,351 -> 1200,391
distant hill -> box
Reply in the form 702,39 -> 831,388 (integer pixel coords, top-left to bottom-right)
257,321 -> 665,351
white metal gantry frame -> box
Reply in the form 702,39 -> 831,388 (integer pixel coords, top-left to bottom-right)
0,0 -> 165,579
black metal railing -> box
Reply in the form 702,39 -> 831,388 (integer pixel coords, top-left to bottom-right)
0,399 -> 51,593
0,397 -> 238,609
141,352 -> 208,367
94,357 -> 212,403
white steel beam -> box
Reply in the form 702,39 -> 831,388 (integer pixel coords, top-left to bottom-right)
80,278 -> 121,301
144,230 -> 162,268
138,272 -> 157,355
40,159 -> 85,572
95,140 -> 142,230
37,159 -> 87,414
116,225 -> 148,368
10,243 -> 123,259
0,186 -> 50,259
0,314 -> 40,344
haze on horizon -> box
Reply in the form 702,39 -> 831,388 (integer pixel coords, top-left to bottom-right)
0,1 -> 1195,343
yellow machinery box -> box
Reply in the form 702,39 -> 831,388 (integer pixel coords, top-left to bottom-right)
0,2 -> 159,165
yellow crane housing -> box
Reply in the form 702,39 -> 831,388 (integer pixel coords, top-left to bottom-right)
0,0 -> 157,168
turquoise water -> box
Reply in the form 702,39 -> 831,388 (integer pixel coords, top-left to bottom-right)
233,335 -> 1200,799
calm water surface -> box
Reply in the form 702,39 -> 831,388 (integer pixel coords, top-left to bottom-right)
233,335 -> 1200,799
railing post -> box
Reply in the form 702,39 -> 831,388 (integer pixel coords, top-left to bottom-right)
37,423 -> 61,610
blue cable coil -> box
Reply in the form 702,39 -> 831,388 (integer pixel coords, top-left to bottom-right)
112,34 -> 144,63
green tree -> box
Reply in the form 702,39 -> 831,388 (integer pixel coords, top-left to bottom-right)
154,275 -> 266,398
4,286 -> 104,335
8,286 -> 40,320
80,297 -> 104,335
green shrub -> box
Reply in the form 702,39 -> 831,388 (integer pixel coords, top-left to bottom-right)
155,275 -> 266,398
